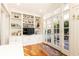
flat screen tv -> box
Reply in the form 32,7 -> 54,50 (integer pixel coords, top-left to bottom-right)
23,28 -> 34,35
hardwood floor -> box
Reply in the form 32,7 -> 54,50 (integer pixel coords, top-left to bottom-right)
23,43 -> 66,56
23,44 -> 48,56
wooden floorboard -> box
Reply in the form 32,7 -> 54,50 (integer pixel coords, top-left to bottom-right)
23,43 -> 66,56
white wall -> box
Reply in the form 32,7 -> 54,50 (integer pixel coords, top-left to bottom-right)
0,4 -> 10,45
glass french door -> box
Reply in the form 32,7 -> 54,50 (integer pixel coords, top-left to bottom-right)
64,20 -> 69,50
46,18 -> 52,43
53,15 -> 60,46
63,10 -> 69,50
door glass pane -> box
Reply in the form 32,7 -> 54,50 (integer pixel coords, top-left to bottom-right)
64,20 -> 69,27
57,29 -> 59,33
54,35 -> 57,45
54,24 -> 57,28
47,36 -> 51,43
64,28 -> 69,35
54,29 -> 56,33
64,36 -> 69,50
57,22 -> 59,28
57,35 -> 60,46
47,29 -> 51,43
64,21 -> 69,50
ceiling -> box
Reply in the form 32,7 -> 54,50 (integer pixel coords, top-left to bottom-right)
4,3 -> 63,16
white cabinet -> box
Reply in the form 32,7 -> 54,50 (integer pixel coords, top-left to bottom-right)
61,5 -> 70,55
9,36 -> 22,44
69,4 -> 79,55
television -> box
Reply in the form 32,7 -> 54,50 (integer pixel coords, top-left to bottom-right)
23,28 -> 34,35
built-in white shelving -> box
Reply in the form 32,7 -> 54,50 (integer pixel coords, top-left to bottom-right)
10,12 -> 41,36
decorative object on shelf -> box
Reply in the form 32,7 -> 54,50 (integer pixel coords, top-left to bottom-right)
36,22 -> 40,28
11,30 -> 21,36
35,16 -> 40,21
11,12 -> 21,20
11,23 -> 21,29
35,16 -> 41,34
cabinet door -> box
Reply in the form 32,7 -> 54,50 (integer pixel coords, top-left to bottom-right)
73,6 -> 79,55
76,8 -> 79,55
62,10 -> 70,56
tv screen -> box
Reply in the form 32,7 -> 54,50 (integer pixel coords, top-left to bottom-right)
23,28 -> 34,35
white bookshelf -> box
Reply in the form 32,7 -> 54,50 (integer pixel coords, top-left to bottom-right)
10,11 -> 42,37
